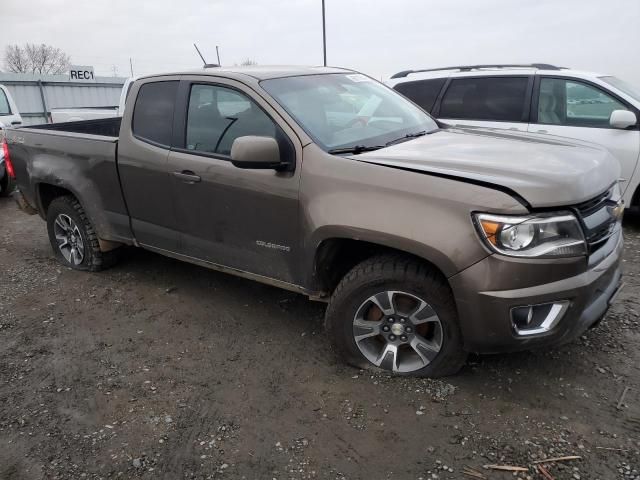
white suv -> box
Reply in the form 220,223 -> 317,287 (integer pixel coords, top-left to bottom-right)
0,84 -> 22,130
387,64 -> 640,210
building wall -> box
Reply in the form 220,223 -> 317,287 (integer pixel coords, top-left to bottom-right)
0,72 -> 126,125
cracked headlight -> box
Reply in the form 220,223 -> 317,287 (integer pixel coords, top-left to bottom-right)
473,212 -> 586,258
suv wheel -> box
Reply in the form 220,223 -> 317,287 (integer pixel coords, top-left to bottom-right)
325,255 -> 467,377
46,195 -> 119,271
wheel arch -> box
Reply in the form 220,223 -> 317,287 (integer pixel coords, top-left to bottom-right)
37,182 -> 123,252
309,232 -> 458,296
37,182 -> 78,218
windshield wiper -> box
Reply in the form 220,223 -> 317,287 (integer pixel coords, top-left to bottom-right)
385,130 -> 429,147
328,145 -> 385,155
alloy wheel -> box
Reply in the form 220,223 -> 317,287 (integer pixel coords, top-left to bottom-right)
352,290 -> 443,373
53,214 -> 85,266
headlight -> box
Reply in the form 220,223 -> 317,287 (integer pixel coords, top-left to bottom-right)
473,212 -> 586,258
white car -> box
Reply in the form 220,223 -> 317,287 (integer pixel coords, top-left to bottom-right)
0,84 -> 21,196
50,77 -> 136,123
0,84 -> 22,129
387,64 -> 640,210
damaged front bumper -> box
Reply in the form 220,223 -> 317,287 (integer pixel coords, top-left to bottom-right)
450,229 -> 623,354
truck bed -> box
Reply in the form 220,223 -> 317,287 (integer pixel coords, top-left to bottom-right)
27,116 -> 121,137
7,117 -> 132,244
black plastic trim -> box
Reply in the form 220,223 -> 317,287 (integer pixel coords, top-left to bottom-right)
390,63 -> 563,79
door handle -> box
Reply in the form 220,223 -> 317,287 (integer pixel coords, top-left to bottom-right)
172,170 -> 201,184
535,129 -> 548,134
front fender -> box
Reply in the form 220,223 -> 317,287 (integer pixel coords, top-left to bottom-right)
299,144 -> 529,291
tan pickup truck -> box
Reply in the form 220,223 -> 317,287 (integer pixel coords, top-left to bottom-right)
5,66 -> 624,376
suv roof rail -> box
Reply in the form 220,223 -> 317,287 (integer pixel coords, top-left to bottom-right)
390,63 -> 565,79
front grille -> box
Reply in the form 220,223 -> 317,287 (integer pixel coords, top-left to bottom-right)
574,188 -> 619,254
576,189 -> 611,216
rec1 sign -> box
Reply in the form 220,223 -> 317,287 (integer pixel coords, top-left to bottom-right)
69,66 -> 96,82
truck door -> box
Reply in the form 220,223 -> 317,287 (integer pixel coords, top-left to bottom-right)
166,78 -> 301,285
117,78 -> 181,252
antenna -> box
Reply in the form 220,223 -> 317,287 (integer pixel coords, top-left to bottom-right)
194,43 -> 207,66
194,43 -> 220,69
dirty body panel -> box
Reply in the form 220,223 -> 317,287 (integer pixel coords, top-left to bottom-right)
5,66 -> 625,359
6,128 -> 132,243
298,142 -> 528,288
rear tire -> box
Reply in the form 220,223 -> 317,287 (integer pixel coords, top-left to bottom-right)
325,254 -> 467,377
46,195 -> 119,271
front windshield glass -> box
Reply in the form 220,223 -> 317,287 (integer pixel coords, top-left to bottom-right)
261,73 -> 438,151
600,76 -> 640,103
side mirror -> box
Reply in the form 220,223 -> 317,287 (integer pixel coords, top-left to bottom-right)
230,136 -> 283,169
610,110 -> 637,129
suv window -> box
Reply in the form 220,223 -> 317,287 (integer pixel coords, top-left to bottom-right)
439,77 -> 529,122
132,81 -> 179,146
186,84 -> 276,155
0,89 -> 11,115
538,78 -> 628,127
394,78 -> 446,112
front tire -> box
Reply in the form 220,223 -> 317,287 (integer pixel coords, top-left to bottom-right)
46,195 -> 119,271
325,255 -> 467,377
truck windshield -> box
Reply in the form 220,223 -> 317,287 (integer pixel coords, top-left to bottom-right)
261,73 -> 438,152
0,89 -> 11,115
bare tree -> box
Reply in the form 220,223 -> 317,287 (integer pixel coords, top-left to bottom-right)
4,43 -> 71,74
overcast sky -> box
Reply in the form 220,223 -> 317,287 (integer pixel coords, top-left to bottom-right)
2,0 -> 639,84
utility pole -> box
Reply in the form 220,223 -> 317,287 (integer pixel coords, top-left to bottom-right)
216,46 -> 221,66
129,58 -> 134,77
322,0 -> 327,66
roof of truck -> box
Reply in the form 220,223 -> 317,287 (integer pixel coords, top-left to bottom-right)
139,65 -> 353,81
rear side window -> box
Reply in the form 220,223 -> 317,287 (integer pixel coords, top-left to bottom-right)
0,89 -> 11,115
132,81 -> 178,146
394,78 -> 446,112
440,77 -> 529,121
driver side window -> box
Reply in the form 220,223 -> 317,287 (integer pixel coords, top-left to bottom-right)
538,78 -> 628,128
186,84 -> 276,156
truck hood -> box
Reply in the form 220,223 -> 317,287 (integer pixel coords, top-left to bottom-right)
354,128 -> 620,207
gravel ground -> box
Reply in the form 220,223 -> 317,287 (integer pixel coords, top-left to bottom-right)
0,196 -> 639,480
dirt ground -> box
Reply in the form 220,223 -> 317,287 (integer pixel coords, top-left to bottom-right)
0,196 -> 639,480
